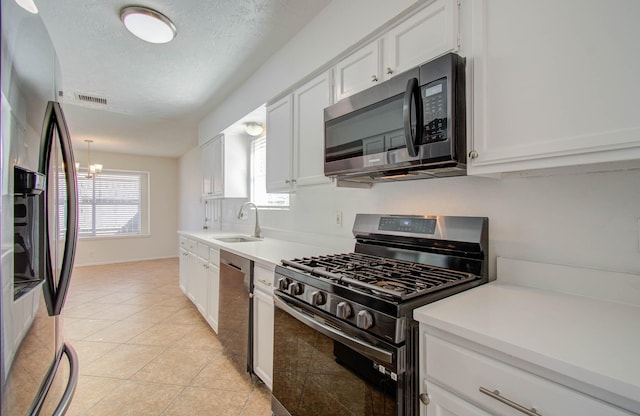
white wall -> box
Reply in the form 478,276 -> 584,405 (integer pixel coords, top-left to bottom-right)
178,146 -> 204,231
198,0 -> 416,141
255,168 -> 640,277
73,149 -> 178,266
184,0 -> 640,277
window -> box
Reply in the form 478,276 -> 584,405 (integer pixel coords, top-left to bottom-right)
71,169 -> 149,238
250,136 -> 289,207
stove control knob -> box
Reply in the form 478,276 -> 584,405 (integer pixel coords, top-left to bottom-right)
277,278 -> 291,292
336,302 -> 353,320
290,282 -> 305,296
311,291 -> 326,306
356,310 -> 374,330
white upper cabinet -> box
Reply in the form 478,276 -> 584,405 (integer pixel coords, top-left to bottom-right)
335,40 -> 382,102
467,0 -> 640,175
267,70 -> 334,193
201,133 -> 248,199
266,94 -> 294,193
334,0 -> 459,101
384,0 -> 459,77
293,71 -> 333,187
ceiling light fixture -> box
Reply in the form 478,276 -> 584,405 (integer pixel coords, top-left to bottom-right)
76,139 -> 103,178
245,122 -> 264,137
120,6 -> 176,44
15,0 -> 38,14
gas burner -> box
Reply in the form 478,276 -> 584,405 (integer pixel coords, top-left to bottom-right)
283,253 -> 479,301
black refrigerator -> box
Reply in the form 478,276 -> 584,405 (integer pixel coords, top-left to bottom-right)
1,0 -> 79,414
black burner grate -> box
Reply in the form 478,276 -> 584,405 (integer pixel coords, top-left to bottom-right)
281,253 -> 478,301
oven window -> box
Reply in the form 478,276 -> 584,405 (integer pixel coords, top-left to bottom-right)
273,306 -> 397,416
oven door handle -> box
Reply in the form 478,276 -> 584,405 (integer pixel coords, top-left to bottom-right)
274,295 -> 394,366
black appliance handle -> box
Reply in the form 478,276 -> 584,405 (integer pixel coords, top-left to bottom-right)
52,343 -> 79,416
274,294 -> 394,365
403,77 -> 424,158
28,343 -> 79,416
39,101 -> 78,316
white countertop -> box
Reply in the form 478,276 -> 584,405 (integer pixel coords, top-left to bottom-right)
178,230 -> 352,268
413,257 -> 640,413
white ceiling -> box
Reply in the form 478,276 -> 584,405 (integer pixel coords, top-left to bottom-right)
36,0 -> 331,157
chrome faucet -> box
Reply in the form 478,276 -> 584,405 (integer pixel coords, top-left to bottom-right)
237,202 -> 261,238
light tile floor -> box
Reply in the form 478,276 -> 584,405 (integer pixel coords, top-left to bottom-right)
64,258 -> 271,416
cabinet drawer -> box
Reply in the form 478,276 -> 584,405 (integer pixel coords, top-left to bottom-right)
254,264 -> 275,293
194,242 -> 209,260
425,334 -> 631,416
186,238 -> 196,251
208,247 -> 219,266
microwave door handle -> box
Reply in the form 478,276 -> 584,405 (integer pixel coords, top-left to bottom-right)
403,77 -> 424,157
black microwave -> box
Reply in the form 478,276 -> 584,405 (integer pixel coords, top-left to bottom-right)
324,53 -> 466,183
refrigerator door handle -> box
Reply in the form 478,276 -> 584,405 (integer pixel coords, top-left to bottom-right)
39,101 -> 79,316
28,343 -> 79,416
52,343 -> 79,416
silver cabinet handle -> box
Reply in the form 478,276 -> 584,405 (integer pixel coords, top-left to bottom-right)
419,393 -> 430,405
386,67 -> 393,75
479,387 -> 540,416
285,179 -> 290,184
371,75 -> 378,82
468,150 -> 479,159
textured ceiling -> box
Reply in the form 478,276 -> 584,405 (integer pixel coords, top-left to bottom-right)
36,0 -> 330,157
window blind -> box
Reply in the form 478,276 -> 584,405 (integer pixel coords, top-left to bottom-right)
72,169 -> 145,237
250,137 -> 289,207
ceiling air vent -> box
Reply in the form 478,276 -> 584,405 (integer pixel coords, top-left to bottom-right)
74,92 -> 108,106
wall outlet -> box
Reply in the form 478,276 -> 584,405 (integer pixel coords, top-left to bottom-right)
335,211 -> 342,227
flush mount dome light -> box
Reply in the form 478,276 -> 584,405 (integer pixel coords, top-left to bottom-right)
120,6 -> 176,44
245,122 -> 264,137
15,0 -> 38,14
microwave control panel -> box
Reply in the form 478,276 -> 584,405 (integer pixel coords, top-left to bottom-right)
422,78 -> 448,143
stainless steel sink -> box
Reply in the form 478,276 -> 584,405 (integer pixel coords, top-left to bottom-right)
215,236 -> 261,243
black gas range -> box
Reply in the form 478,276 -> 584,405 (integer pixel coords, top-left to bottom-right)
271,214 -> 488,416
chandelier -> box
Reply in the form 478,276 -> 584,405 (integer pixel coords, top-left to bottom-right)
77,139 -> 103,178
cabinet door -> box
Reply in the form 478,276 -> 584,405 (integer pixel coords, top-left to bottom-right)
179,247 -> 188,294
266,94 -> 294,193
207,263 -> 219,333
253,288 -> 274,390
211,136 -> 224,197
186,252 -> 197,302
423,383 -> 492,416
194,256 -> 209,315
293,71 -> 334,187
335,40 -> 382,101
384,0 -> 459,78
468,0 -> 640,175
200,141 -> 213,197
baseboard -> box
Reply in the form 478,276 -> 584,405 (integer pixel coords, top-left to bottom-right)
73,255 -> 178,268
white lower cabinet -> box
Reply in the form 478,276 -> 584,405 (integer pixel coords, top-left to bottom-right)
178,238 -> 220,334
179,247 -> 188,294
206,248 -> 220,333
253,264 -> 274,390
424,382 -> 491,416
192,255 -> 208,315
421,329 -> 634,416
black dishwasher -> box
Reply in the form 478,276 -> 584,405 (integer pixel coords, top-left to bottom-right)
218,250 -> 254,375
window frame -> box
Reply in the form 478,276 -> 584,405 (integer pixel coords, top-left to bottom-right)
249,136 -> 289,209
73,168 -> 150,239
